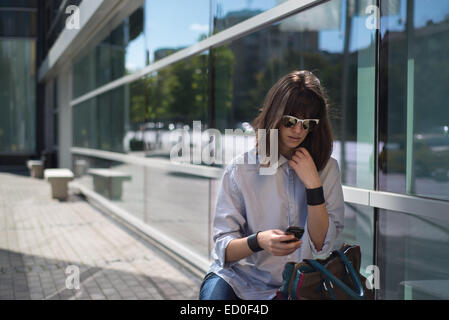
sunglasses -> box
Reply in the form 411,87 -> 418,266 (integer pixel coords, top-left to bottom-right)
281,115 -> 320,131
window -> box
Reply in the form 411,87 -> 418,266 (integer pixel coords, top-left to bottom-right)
379,0 -> 449,200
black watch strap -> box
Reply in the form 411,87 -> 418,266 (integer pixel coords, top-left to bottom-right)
247,232 -> 263,252
306,186 -> 325,206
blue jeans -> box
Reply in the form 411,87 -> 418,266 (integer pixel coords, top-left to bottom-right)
199,273 -> 241,300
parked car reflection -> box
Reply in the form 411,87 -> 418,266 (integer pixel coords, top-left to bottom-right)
124,121 -> 257,167
379,133 -> 449,181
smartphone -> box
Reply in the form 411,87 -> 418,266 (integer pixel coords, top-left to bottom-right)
283,226 -> 304,243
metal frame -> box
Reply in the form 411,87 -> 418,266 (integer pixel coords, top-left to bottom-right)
72,147 -> 449,221
343,186 -> 449,220
71,147 -> 223,179
373,0 -> 382,300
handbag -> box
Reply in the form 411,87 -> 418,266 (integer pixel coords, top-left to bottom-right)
277,243 -> 374,300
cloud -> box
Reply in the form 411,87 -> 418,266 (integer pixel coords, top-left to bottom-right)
189,23 -> 209,32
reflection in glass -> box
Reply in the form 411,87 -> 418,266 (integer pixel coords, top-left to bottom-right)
378,209 -> 449,299
214,0 -> 277,32
137,52 -> 209,158
73,156 -> 145,222
338,203 -> 374,281
73,51 -> 211,158
213,0 -> 376,189
144,0 -> 210,63
145,167 -> 211,258
73,80 -> 146,154
72,7 -> 145,98
379,0 -> 449,200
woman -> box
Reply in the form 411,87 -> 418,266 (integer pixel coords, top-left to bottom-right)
200,70 -> 345,300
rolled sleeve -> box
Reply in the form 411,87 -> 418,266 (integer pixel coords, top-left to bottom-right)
308,215 -> 338,256
308,159 -> 345,257
211,164 -> 247,268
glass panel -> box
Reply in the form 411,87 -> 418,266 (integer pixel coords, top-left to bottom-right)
144,0 -> 210,63
73,156 -> 145,222
379,0 -> 449,200
0,39 -> 36,154
73,79 -> 146,154
0,11 -> 37,37
214,0 -> 376,188
378,209 -> 449,300
72,50 -> 95,99
72,7 -> 145,98
145,167 -> 211,258
141,52 -> 209,158
214,0 -> 277,33
337,203 -> 374,280
73,98 -> 97,149
73,51 -> 209,157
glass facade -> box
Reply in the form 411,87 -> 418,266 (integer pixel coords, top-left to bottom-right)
378,209 -> 449,299
379,0 -> 449,201
71,0 -> 376,270
375,0 -> 449,300
73,7 -> 144,99
0,2 -> 37,154
65,0 -> 449,299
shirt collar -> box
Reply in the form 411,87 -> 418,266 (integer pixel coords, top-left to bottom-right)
247,147 -> 289,168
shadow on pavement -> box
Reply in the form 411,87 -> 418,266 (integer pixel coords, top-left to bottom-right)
0,247 -> 199,300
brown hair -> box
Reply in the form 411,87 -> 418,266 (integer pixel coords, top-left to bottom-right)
251,70 -> 334,172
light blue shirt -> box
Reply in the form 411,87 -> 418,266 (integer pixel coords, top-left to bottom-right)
207,147 -> 345,300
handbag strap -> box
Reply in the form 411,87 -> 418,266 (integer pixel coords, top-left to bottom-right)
304,247 -> 365,300
335,249 -> 365,297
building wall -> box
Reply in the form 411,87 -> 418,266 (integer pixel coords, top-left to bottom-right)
0,2 -> 38,162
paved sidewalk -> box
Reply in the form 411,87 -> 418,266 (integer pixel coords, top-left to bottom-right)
0,171 -> 202,300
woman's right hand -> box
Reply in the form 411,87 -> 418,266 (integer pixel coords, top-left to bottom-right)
257,229 -> 302,256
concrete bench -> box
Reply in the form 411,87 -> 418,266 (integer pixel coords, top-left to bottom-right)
27,160 -> 44,179
44,169 -> 74,201
88,169 -> 132,200
74,159 -> 88,178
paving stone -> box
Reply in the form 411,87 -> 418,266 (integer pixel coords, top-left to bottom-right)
0,172 -> 202,300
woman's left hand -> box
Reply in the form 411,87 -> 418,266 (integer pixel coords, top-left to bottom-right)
289,148 -> 322,189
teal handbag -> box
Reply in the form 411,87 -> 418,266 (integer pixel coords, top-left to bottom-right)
277,243 -> 374,300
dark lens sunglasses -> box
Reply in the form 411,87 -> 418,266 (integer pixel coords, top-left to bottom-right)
281,115 -> 320,131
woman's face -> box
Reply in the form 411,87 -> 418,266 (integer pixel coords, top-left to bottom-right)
278,117 -> 309,154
